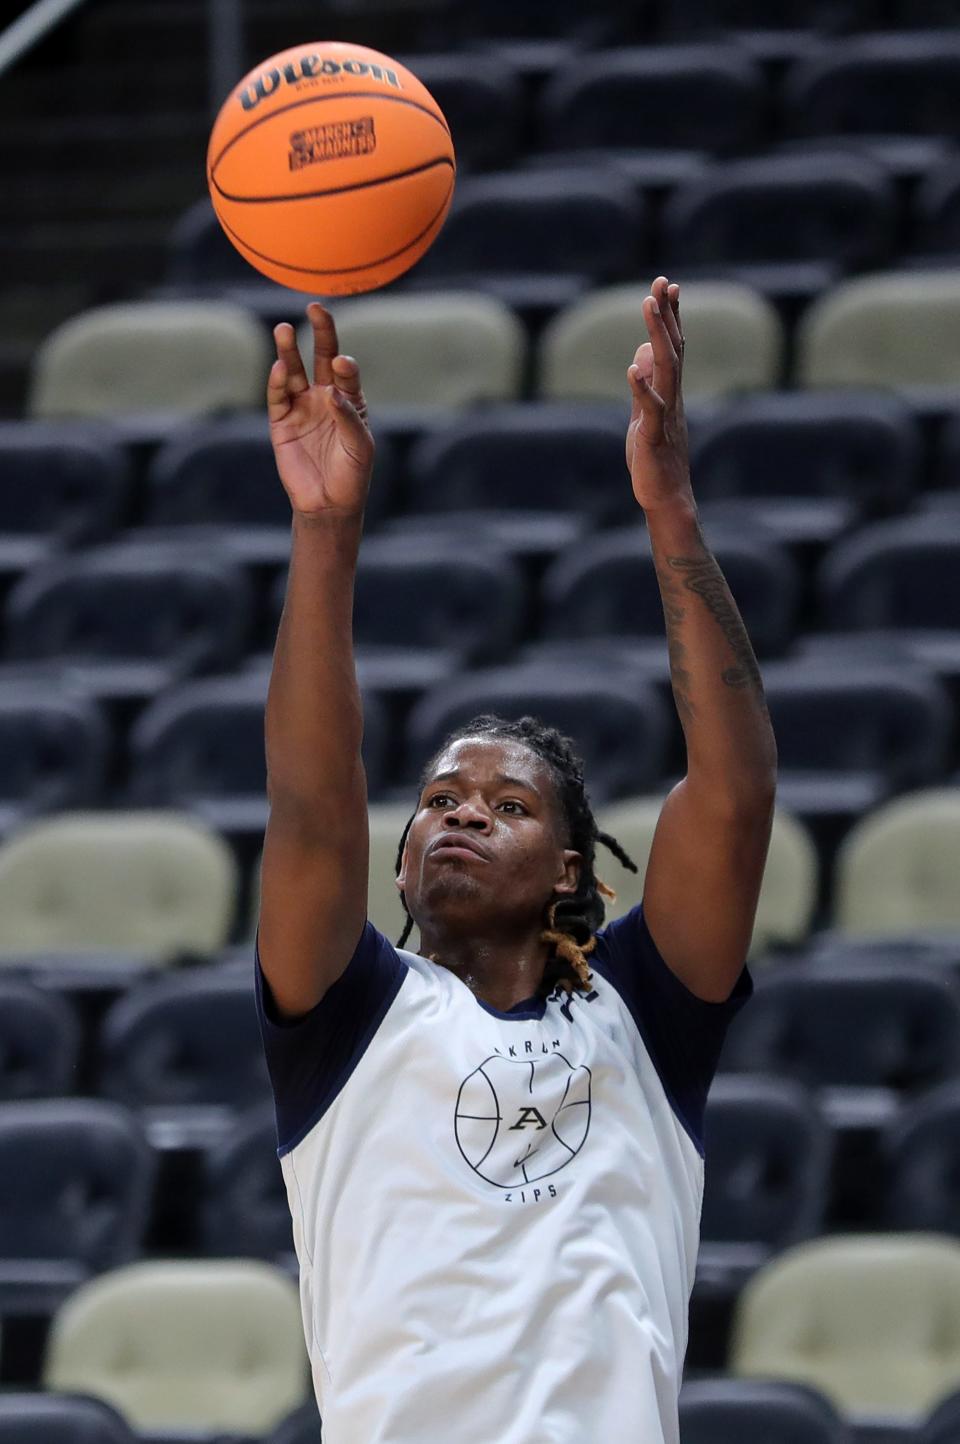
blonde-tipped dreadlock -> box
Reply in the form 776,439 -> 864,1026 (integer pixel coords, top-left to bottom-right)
393,715 -> 639,999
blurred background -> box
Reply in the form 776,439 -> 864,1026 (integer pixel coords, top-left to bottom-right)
1,0 -> 960,1441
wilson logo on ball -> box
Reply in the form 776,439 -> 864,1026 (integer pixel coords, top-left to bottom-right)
238,53 -> 402,111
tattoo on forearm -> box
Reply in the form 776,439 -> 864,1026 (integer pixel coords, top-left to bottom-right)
665,551 -> 769,711
654,563 -> 696,721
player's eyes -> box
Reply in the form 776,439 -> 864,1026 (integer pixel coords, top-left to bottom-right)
426,794 -> 525,813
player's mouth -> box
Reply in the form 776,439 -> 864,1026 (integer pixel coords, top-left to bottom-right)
427,835 -> 491,863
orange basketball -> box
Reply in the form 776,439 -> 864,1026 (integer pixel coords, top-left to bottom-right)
206,41 -> 456,294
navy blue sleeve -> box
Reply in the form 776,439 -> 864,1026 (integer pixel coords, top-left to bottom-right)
254,920 -> 407,1155
590,902 -> 752,1156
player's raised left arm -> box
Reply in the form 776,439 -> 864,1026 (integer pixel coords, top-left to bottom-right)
626,276 -> 777,1004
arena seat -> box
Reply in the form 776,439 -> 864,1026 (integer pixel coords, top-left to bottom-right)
783,32 -> 960,166
0,686 -> 111,836
688,389 -> 919,551
595,798 -> 818,956
0,1098 -> 155,1312
0,979 -> 81,1099
0,1392 -> 137,1444
144,411 -> 395,538
699,1076 -> 833,1289
758,660 -> 952,823
0,420 -> 129,577
661,153 -> 897,301
539,522 -> 800,658
398,400 -> 628,558
796,271 -> 960,401
934,405 -> 960,487
912,157 -> 960,257
265,1399 -> 323,1444
537,45 -> 765,158
0,812 -> 237,965
198,1101 -> 293,1264
832,789 -> 960,937
298,291 -> 526,410
921,1386 -> 960,1444
390,52 -> 524,172
718,957 -> 960,1111
538,281 -> 784,401
730,1233 -> 960,1422
28,300 -> 271,420
818,515 -> 960,682
166,197 -> 255,288
407,167 -> 645,314
679,1375 -> 853,1444
42,1259 -> 309,1436
127,672 -> 390,834
98,966 -> 271,1110
2,540 -> 254,703
881,1081 -> 960,1236
402,662 -> 672,803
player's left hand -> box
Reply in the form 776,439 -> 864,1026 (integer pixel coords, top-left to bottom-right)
626,275 -> 694,515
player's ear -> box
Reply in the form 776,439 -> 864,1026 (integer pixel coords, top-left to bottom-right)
396,842 -> 408,891
554,849 -> 581,895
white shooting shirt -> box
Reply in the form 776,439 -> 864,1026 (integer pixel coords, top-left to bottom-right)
255,903 -> 751,1444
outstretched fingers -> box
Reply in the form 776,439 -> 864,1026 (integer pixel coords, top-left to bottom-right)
307,301 -> 340,388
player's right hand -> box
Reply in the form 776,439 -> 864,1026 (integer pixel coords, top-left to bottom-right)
267,302 -> 374,520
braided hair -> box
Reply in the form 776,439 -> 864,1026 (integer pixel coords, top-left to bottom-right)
393,714 -> 639,998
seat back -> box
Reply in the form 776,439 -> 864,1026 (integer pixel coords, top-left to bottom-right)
820,517 -> 960,630
43,1258 -> 308,1433
0,421 -> 128,544
0,812 -> 237,961
0,1392 -> 136,1444
785,33 -> 960,139
0,979 -> 80,1098
0,1099 -> 155,1268
29,300 -> 270,418
679,1376 -> 852,1444
0,687 -> 109,813
883,1081 -> 960,1234
834,789 -> 960,935
199,1101 -> 293,1258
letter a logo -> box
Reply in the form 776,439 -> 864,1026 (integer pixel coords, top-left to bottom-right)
509,1106 -> 547,1131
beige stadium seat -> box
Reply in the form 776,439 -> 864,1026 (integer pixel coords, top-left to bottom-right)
43,1259 -> 308,1435
833,788 -> 960,936
797,271 -> 960,390
537,281 -> 783,402
299,291 -> 526,408
730,1233 -> 960,1421
29,301 -> 270,418
596,797 -> 817,957
0,811 -> 237,963
249,802 -> 420,947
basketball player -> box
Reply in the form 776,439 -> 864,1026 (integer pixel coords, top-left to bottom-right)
256,275 -> 777,1444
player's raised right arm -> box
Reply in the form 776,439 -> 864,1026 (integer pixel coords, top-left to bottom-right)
259,303 -> 375,1020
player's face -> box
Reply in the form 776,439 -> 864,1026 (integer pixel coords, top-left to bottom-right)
396,736 -> 581,938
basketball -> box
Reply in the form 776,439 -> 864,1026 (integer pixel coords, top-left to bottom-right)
206,42 -> 456,294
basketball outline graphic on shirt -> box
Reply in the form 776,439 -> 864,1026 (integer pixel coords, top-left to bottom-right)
454,1049 -> 592,1190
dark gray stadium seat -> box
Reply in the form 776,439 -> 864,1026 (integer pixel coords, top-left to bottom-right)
0,978 -> 81,1099
719,958 -> 960,1104
0,1392 -> 136,1444
0,686 -> 110,835
167,197 -> 253,287
538,45 -> 765,157
0,1098 -> 155,1310
819,517 -> 960,683
409,168 -> 644,312
0,420 -> 128,576
679,1376 -> 852,1444
539,523 -> 799,658
760,660 -> 952,822
882,1081 -> 960,1235
399,401 -> 627,558
127,671 -> 391,828
913,158 -> 960,256
3,541 -> 253,702
784,33 -> 960,158
199,1101 -> 294,1263
688,389 -> 919,550
922,1385 -> 960,1444
266,1399 -> 323,1444
145,412 -> 395,537
662,154 -> 896,300
700,1076 -> 833,1283
391,52 -> 524,172
402,661 -> 671,802
99,966 -> 271,1109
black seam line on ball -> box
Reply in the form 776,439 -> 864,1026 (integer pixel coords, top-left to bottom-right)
209,89 -> 452,176
218,172 -> 454,274
211,154 -> 455,206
